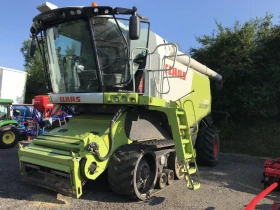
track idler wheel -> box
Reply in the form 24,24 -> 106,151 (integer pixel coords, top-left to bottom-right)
163,169 -> 174,185
155,172 -> 167,189
167,152 -> 184,180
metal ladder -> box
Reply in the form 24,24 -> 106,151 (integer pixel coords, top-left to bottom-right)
171,107 -> 201,190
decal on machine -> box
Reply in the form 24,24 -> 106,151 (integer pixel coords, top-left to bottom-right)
165,64 -> 186,80
60,96 -> 81,103
199,99 -> 210,109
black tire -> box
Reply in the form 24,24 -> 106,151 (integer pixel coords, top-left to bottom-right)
195,126 -> 220,166
0,126 -> 20,149
167,152 -> 184,180
108,144 -> 158,200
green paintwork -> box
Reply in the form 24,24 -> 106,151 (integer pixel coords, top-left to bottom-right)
0,99 -> 14,104
18,113 -> 132,198
0,100 -> 18,127
103,92 -> 167,107
18,72 -> 211,197
103,92 -> 139,104
0,120 -> 18,127
177,71 -> 211,127
18,55 -> 215,198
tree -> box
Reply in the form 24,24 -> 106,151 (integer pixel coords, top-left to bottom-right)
189,14 -> 280,122
20,39 -> 49,103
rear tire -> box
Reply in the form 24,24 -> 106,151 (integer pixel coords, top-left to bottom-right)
195,126 -> 220,166
0,126 -> 20,149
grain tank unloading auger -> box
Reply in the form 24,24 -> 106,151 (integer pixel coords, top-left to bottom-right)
18,1 -> 223,200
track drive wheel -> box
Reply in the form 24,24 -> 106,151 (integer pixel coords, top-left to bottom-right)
108,144 -> 158,200
0,126 -> 20,149
195,126 -> 220,166
167,152 -> 184,180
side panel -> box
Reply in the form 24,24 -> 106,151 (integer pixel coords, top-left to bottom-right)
179,71 -> 211,127
50,93 -> 104,104
124,108 -> 172,141
144,31 -> 161,98
160,59 -> 194,102
0,68 -> 27,104
144,31 -> 212,127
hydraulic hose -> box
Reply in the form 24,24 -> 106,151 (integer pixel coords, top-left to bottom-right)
93,107 -> 128,161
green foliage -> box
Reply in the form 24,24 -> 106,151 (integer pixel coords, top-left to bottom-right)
220,119 -> 279,158
190,13 -> 280,121
20,39 -> 48,103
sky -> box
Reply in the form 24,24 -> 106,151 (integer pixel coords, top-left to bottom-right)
1,0 -> 280,71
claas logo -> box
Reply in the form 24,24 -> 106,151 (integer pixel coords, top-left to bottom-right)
165,64 -> 186,80
60,97 -> 81,103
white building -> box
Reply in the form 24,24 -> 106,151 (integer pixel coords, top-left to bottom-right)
0,67 -> 27,104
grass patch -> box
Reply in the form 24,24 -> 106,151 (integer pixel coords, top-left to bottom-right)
218,119 -> 280,158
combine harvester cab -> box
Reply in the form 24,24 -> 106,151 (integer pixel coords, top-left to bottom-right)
18,1 -> 223,200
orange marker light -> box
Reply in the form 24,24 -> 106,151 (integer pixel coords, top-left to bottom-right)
91,2 -> 98,6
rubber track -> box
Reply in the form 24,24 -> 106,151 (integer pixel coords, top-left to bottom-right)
134,139 -> 175,148
108,143 -> 152,200
108,140 -> 177,200
195,126 -> 219,166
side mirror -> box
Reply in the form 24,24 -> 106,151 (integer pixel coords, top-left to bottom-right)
129,7 -> 140,40
30,39 -> 37,57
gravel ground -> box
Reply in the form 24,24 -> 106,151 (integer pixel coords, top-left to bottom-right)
0,143 -> 278,210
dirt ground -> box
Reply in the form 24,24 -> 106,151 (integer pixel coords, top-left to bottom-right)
0,144 -> 278,210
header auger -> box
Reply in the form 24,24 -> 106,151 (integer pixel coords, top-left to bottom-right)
18,1 -> 223,200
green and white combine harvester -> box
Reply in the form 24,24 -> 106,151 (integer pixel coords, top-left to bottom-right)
18,1 -> 223,200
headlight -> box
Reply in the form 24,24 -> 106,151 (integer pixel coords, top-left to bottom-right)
121,96 -> 127,102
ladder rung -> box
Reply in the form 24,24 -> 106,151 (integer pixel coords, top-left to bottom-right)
176,111 -> 185,115
189,167 -> 197,174
185,153 -> 192,159
182,139 -> 190,144
189,181 -> 200,190
179,125 -> 187,130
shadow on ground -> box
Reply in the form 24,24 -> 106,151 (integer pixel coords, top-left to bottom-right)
81,172 -> 166,205
0,142 -> 165,208
199,153 -> 279,208
0,144 -> 278,209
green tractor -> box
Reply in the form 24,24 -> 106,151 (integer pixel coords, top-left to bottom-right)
0,99 -> 20,148
18,2 -> 223,200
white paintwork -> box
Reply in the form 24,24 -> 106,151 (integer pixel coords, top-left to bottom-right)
0,67 -> 27,104
160,59 -> 194,102
166,45 -> 222,81
142,31 -> 221,102
36,2 -> 58,12
50,92 -> 104,104
36,2 -> 222,103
